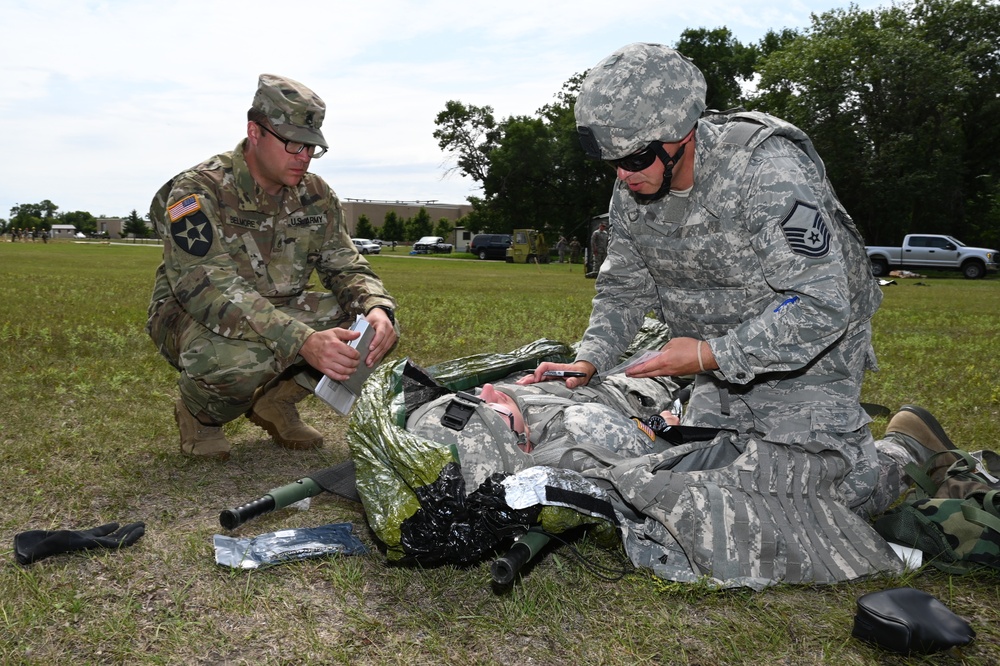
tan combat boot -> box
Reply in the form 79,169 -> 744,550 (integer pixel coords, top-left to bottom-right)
884,404 -> 958,464
174,398 -> 231,460
247,378 -> 324,450
884,404 -> 973,496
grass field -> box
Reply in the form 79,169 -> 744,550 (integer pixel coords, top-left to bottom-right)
1,241 -> 998,665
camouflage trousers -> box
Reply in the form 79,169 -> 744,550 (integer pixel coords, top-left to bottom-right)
584,433 -> 906,588
860,434 -> 914,517
147,291 -> 350,424
527,382 -> 914,520
565,378 -> 916,586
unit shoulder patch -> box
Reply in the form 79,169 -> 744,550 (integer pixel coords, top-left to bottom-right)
170,210 -> 213,257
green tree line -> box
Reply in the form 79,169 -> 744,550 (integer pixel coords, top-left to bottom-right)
2,202 -> 151,238
434,0 -> 1000,248
4,200 -> 446,245
354,208 -> 455,243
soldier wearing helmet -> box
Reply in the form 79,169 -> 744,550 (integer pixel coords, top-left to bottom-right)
516,43 -> 948,585
575,44 -> 707,203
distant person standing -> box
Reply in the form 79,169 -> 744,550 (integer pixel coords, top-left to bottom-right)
569,238 -> 581,264
556,236 -> 568,263
590,221 -> 608,272
147,74 -> 398,461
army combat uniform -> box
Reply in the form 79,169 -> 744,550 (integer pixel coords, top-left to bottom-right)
147,140 -> 395,425
495,375 -> 680,470
590,225 -> 608,272
406,374 -> 681,492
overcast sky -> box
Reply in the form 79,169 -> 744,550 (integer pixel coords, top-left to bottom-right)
1,0 -> 885,221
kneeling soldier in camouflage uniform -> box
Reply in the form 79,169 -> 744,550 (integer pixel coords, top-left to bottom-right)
147,74 -> 397,460
516,43 -> 969,586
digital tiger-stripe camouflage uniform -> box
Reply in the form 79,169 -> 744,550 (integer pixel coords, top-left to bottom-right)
554,43 -> 931,588
147,74 -> 397,460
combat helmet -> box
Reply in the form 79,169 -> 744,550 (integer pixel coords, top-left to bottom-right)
406,392 -> 532,491
575,43 -> 707,161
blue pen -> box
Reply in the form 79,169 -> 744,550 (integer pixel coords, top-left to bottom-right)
774,296 -> 800,313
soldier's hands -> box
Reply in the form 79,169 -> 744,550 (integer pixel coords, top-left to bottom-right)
363,308 -> 397,367
626,337 -> 716,378
299,328 -> 362,381
517,361 -> 596,389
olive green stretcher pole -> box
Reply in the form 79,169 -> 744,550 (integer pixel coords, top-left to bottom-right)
491,529 -> 551,585
219,460 -> 357,530
219,477 -> 323,530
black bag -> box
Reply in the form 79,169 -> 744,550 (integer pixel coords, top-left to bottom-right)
852,587 -> 975,654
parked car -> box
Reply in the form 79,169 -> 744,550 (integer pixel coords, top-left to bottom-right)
469,233 -> 512,260
411,236 -> 453,254
352,238 -> 381,255
865,234 -> 998,279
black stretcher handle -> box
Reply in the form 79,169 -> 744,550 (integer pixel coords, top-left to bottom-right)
491,531 -> 550,585
219,495 -> 276,530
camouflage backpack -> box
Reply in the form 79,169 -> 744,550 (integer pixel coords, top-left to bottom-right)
874,449 -> 1000,574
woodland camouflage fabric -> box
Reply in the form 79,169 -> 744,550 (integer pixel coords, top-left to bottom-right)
875,449 -> 1000,573
146,141 -> 394,422
875,494 -> 1000,574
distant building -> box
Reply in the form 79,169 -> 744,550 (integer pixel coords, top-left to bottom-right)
49,224 -> 78,238
341,199 -> 473,238
96,217 -> 125,238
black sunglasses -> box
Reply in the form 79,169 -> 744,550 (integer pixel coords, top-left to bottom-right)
608,143 -> 659,172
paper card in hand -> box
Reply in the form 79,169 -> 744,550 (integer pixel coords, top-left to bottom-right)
314,316 -> 377,415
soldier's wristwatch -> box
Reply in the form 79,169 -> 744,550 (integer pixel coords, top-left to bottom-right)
370,306 -> 395,326
642,414 -> 670,435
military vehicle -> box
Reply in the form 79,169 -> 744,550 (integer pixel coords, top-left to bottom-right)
505,229 -> 549,264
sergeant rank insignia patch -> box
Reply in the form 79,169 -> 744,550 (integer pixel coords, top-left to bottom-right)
780,200 -> 830,258
168,194 -> 212,257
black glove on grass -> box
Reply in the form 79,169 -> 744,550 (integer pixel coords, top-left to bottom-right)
14,522 -> 146,565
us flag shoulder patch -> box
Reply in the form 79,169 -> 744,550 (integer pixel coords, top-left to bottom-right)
168,195 -> 202,222
779,200 -> 831,258
632,418 -> 657,442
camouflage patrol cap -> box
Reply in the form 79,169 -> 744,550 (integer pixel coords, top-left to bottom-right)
251,74 -> 328,149
575,43 -> 707,160
406,394 -> 531,491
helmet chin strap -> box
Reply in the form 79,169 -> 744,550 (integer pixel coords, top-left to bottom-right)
631,143 -> 685,204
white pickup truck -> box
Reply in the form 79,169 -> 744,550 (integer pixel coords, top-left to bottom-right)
865,234 -> 998,279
